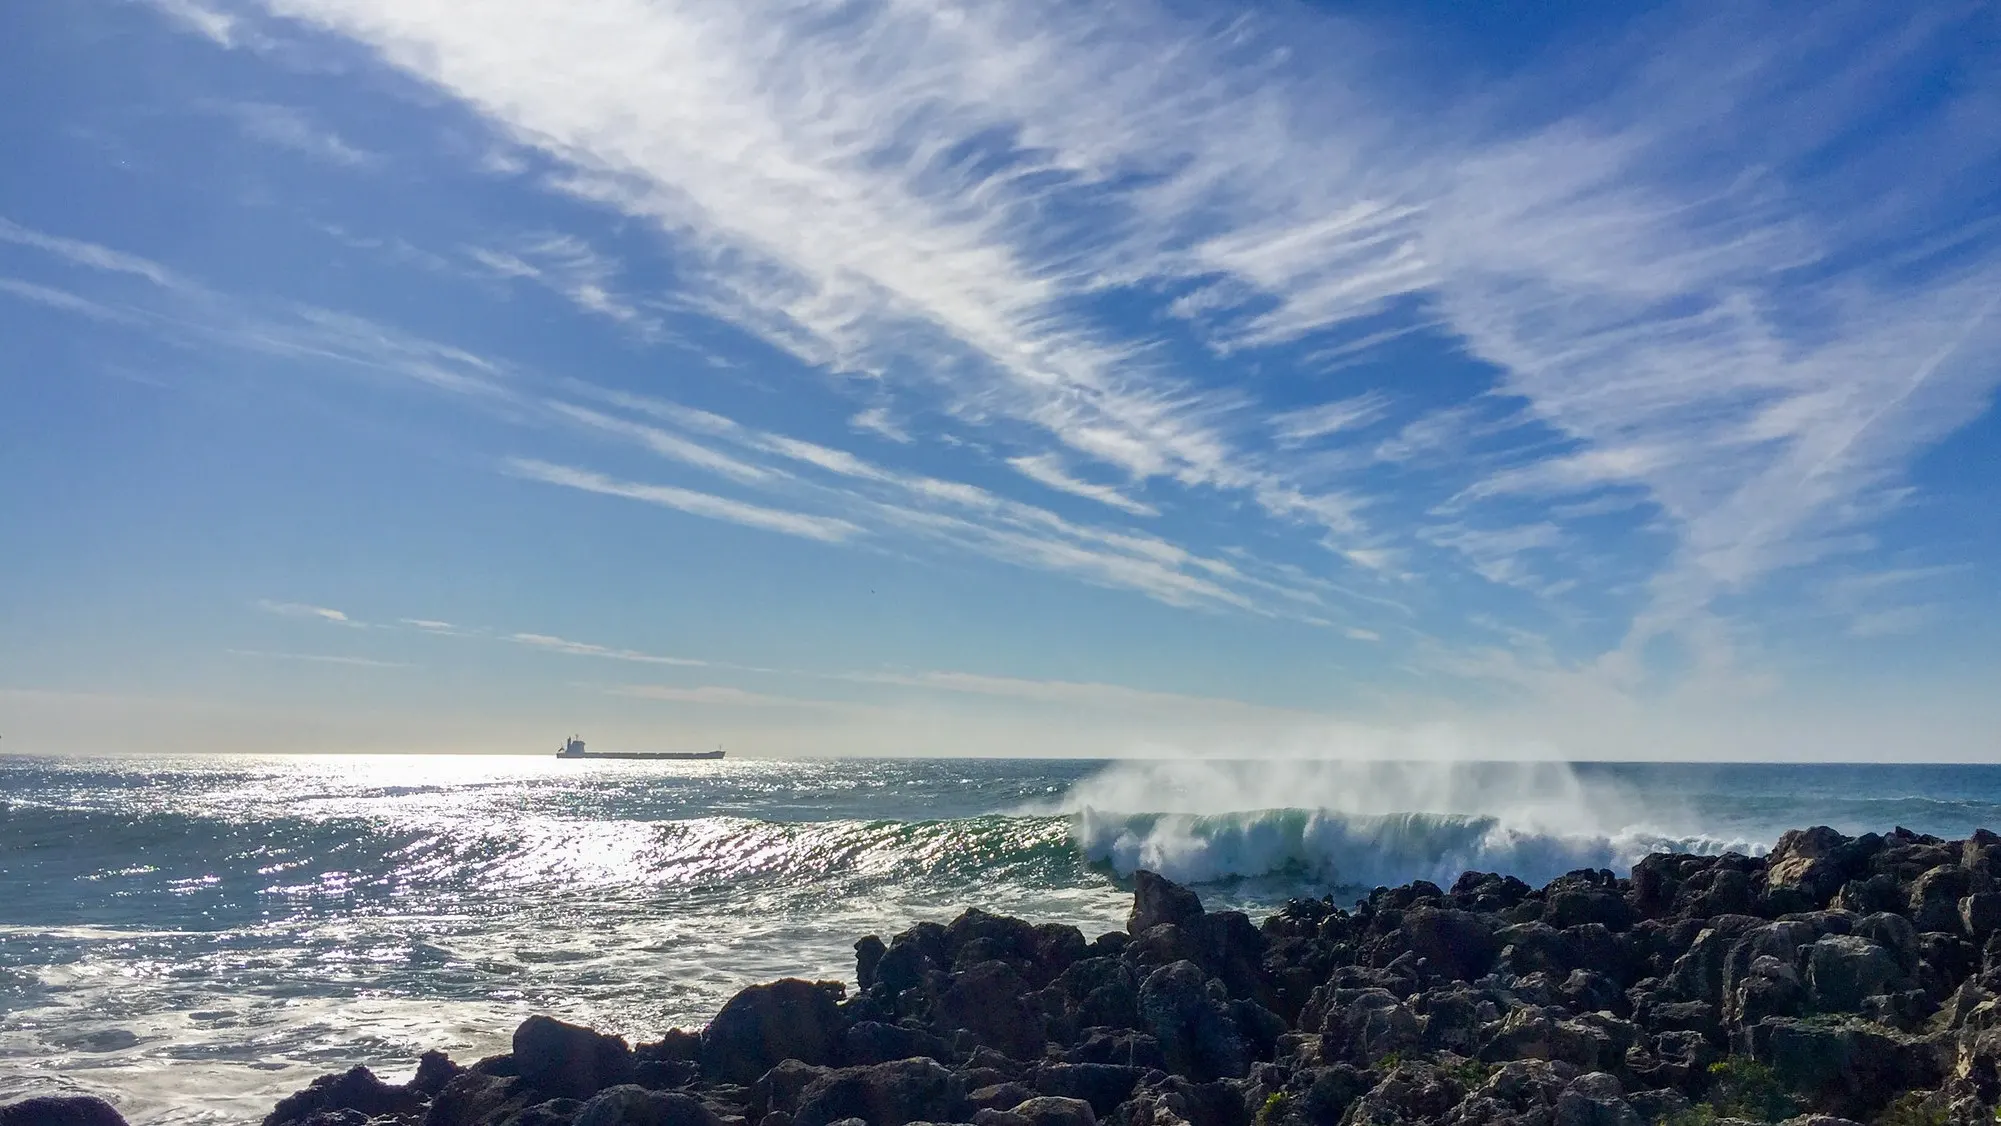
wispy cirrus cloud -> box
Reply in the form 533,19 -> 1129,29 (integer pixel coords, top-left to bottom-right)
508,632 -> 707,666
227,648 -> 411,667
505,458 -> 864,543
220,102 -> 376,167
256,599 -> 355,624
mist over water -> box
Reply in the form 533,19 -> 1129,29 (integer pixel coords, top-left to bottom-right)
4,753 -> 2000,1123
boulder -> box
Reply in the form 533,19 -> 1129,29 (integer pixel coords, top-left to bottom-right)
934,960 -> 1047,1060
574,1086 -> 718,1126
515,1015 -> 636,1101
1031,1064 -> 1142,1118
1137,961 -> 1248,1081
1961,894 -> 2001,941
1911,866 -> 1979,933
1804,936 -> 1904,1013
845,1021 -> 949,1065
855,936 -> 888,991
1744,1017 -> 1942,1120
1129,872 -> 1205,936
703,980 -> 847,1084
1398,907 -> 1500,980
262,1065 -> 422,1126
790,1057 -> 969,1126
1765,828 -> 1854,910
1554,1072 -> 1641,1126
1005,1096 -> 1096,1126
0,1097 -> 129,1126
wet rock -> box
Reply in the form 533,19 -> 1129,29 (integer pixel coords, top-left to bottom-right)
704,980 -> 848,1085
1130,872 -> 1205,937
516,1015 -> 637,1101
425,1070 -> 537,1126
0,1097 -> 130,1126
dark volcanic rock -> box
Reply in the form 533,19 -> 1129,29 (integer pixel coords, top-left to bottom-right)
516,1014 -> 637,1101
0,1097 -> 130,1126
790,1057 -> 969,1126
703,979 -> 847,1084
246,824 -> 2001,1126
1129,871 -> 1205,936
1137,960 -> 1248,1081
263,1064 -> 422,1126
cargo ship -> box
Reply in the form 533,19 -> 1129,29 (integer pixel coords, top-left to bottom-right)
553,736 -> 724,761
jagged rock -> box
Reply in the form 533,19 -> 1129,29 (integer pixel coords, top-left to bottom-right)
516,1015 -> 637,1101
857,936 -> 888,991
790,1057 -> 969,1126
1130,872 -> 1205,936
426,1070 -> 537,1126
0,1097 -> 130,1126
1913,867 -> 1981,933
1961,894 -> 2001,941
1344,1061 -> 1461,1124
1744,1017 -> 1943,1120
1032,1064 -> 1142,1118
1138,961 -> 1248,1081
1316,988 -> 1421,1066
1805,935 -> 1904,1012
1554,1072 -> 1640,1126
1004,1096 -> 1097,1126
1399,908 -> 1500,981
969,1082 -> 1034,1111
847,1021 -> 950,1065
1766,828 -> 1857,910
704,980 -> 848,1084
575,1086 -> 719,1126
936,960 -> 1047,1060
263,1064 -> 423,1126
752,1060 -> 832,1121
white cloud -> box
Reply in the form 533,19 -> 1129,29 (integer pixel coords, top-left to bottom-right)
256,599 -> 354,624
606,683 -> 841,708
227,649 -> 410,667
508,632 -> 706,666
466,234 -> 661,336
223,102 -> 377,167
506,458 -> 864,543
849,406 -> 910,443
1006,454 -> 1157,517
0,217 -> 180,288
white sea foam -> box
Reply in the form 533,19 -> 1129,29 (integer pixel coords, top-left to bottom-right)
1055,758 -> 1763,888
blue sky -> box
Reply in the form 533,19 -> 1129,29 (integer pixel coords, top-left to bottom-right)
2,0 -> 1998,759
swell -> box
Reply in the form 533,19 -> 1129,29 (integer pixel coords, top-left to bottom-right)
1072,807 -> 1759,890
1,800 -> 1766,918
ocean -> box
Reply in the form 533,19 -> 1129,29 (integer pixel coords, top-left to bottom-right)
3,754 -> 1999,1124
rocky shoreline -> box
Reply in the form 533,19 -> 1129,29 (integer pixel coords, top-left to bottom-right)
13,825 -> 2001,1126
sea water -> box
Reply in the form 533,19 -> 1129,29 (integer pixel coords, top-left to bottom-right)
3,755 -> 1999,1123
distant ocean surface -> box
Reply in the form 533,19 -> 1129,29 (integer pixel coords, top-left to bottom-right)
4,754 -> 2000,1124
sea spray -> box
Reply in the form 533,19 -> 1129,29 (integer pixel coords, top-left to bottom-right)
1053,757 -> 1757,888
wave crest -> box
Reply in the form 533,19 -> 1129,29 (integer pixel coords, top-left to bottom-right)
1074,807 -> 1757,889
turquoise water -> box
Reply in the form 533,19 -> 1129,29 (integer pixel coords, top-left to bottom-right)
3,754 -> 1999,1123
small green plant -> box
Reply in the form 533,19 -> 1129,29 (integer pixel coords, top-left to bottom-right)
1440,1056 -> 1491,1089
1705,1057 -> 1795,1123
1659,1105 -> 1719,1126
1373,1049 -> 1406,1071
1875,1091 -> 1949,1126
1255,1091 -> 1288,1126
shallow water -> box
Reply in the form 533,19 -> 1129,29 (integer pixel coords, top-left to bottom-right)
3,754 -> 1998,1123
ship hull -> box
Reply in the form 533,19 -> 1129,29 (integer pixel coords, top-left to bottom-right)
555,750 -> 725,760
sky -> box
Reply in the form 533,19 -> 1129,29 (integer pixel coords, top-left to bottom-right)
2,0 -> 1998,760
